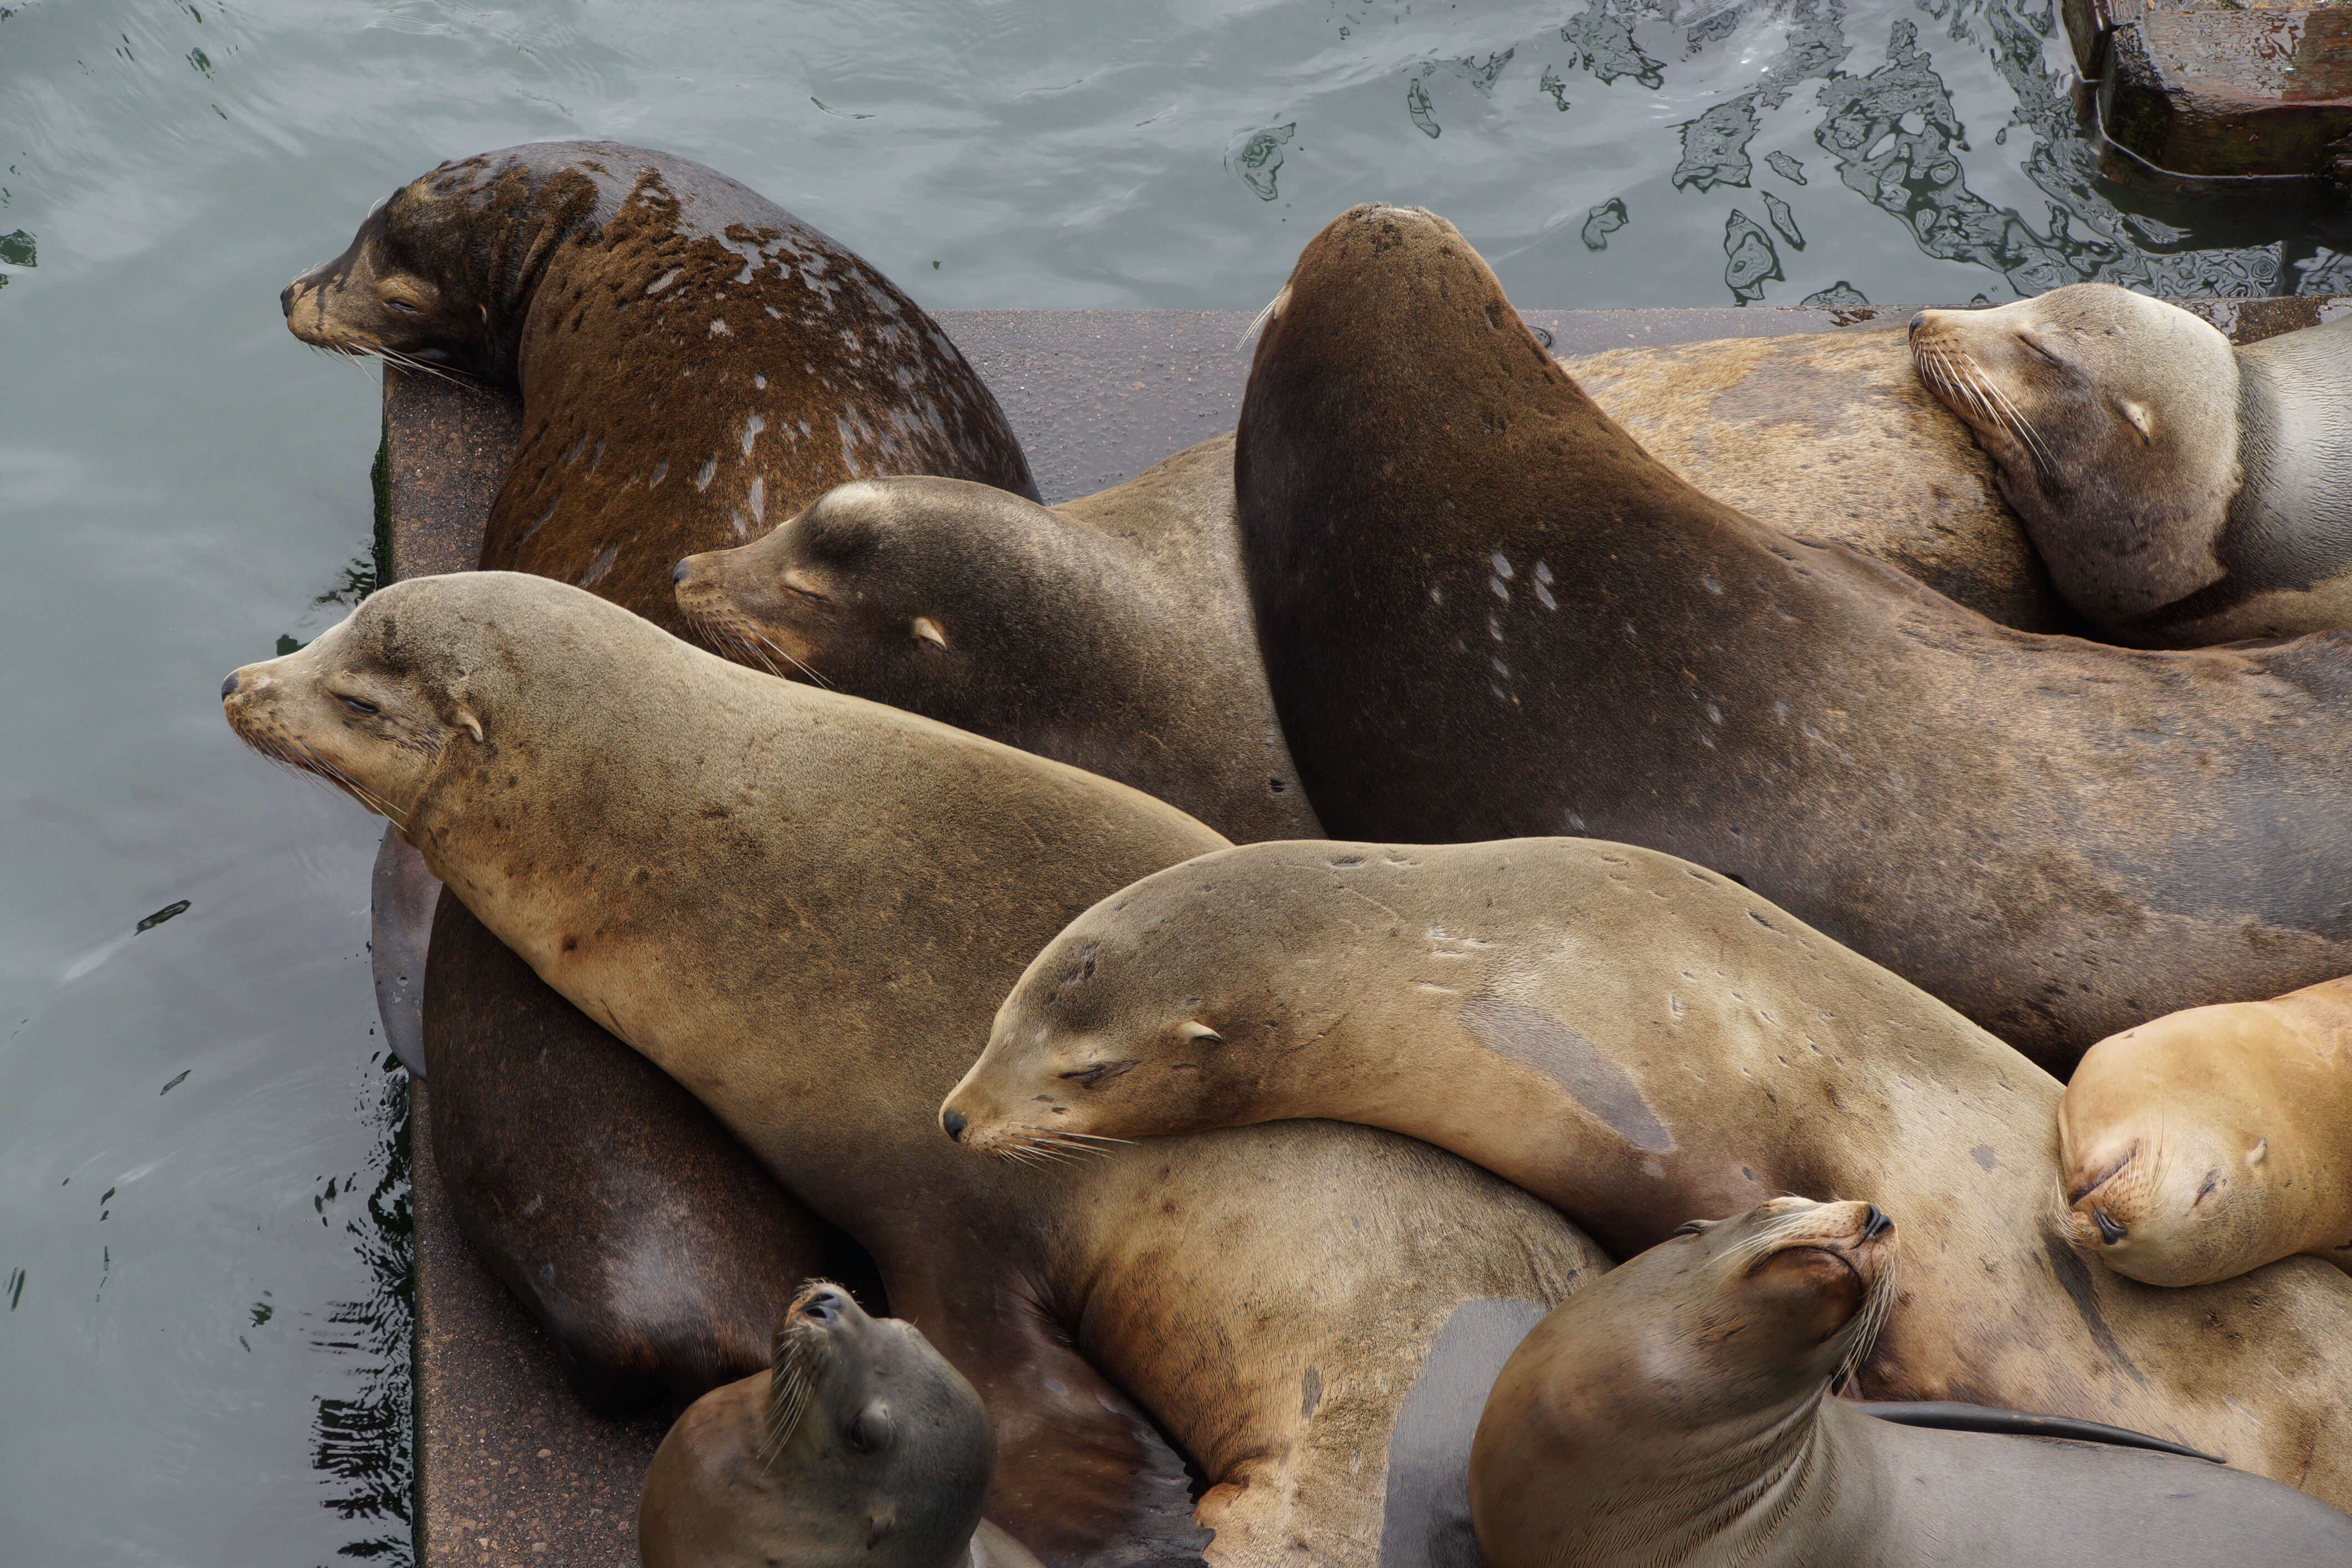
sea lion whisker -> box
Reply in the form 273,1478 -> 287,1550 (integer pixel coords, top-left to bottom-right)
1238,292 -> 1281,349
1956,352 -> 2053,473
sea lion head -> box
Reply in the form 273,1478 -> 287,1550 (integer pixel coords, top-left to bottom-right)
282,150 -> 600,382
220,573 -> 657,843
669,478 -> 1011,683
218,578 -> 496,833
2059,1004 -> 2293,1287
1468,1198 -> 1897,1564
638,1280 -> 995,1568
940,846 -> 1353,1159
1908,284 -> 2240,622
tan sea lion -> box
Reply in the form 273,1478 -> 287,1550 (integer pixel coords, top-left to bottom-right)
220,573 -> 1609,1568
1468,1197 -> 2352,1568
422,891 -> 880,1414
640,1280 -> 1043,1568
282,140 -> 1036,639
2060,975 -> 2352,1287
943,836 -> 2352,1505
1911,287 -> 2352,645
671,432 -> 1322,844
1564,329 -> 2077,633
1233,203 -> 2352,1070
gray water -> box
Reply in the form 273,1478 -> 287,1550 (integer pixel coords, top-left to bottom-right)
0,2 -> 2341,1564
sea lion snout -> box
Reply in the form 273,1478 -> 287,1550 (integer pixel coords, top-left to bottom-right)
940,1107 -> 967,1142
220,671 -> 241,699
1861,1204 -> 1893,1241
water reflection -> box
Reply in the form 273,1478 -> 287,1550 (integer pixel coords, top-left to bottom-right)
310,1059 -> 414,1566
1337,0 -> 2341,305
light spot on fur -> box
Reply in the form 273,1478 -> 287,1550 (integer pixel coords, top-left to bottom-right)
695,456 -> 717,492
742,411 -> 766,456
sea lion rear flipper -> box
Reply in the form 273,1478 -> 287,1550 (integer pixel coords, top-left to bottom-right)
909,1277 -> 1211,1568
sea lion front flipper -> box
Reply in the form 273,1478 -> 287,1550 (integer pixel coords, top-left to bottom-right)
1851,1400 -> 2224,1462
902,1272 -> 1211,1568
969,1519 -> 1052,1568
369,823 -> 439,1077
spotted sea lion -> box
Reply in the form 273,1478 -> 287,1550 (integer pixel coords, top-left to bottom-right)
221,573 -> 1608,1568
2060,975 -> 2352,1287
1563,329 -> 2078,634
288,140 -> 1034,1422
1234,204 -> 2352,1069
639,1280 -> 1042,1568
1911,287 -> 2352,645
282,140 -> 1036,639
672,432 -> 1322,843
422,890 -> 880,1413
1469,1197 -> 2352,1568
943,834 -> 2352,1505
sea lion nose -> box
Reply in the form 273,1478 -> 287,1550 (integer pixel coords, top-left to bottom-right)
280,281 -> 298,319
941,1107 -> 968,1143
1907,311 -> 1927,339
671,557 -> 694,586
2093,1210 -> 2127,1245
221,673 -> 241,699
1861,1204 -> 1894,1241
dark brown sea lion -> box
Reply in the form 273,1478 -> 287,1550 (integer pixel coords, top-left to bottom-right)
1469,1198 -> 2352,1567
945,835 -> 2352,1506
221,573 -> 1609,1568
2059,975 -> 2352,1288
422,892 -> 879,1414
1912,287 -> 2352,645
1564,330 -> 2077,633
640,1280 -> 1042,1568
672,433 -> 1323,843
282,140 -> 1036,639
1234,204 -> 2352,1069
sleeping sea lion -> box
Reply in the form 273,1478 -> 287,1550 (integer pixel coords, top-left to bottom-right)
639,1280 -> 1042,1568
1564,329 -> 2076,633
283,140 -> 1035,639
671,432 -> 1322,844
2060,975 -> 2352,1287
1911,287 -> 2352,646
1468,1197 -> 2352,1568
1233,203 -> 2352,1069
220,572 -> 1608,1568
943,835 -> 2352,1506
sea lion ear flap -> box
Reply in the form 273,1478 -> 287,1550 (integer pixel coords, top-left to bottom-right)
451,707 -> 484,743
2115,398 -> 2155,446
912,616 -> 948,649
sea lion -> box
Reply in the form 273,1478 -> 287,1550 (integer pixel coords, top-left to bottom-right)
282,140 -> 1036,639
220,573 -> 1609,1568
1563,329 -> 2077,634
1233,203 -> 2352,1069
1467,1197 -> 2352,1568
2060,975 -> 2352,1287
639,1280 -> 1043,1568
942,836 -> 2352,1504
1911,287 -> 2352,645
422,890 -> 880,1413
293,141 -> 1035,1423
671,432 -> 1323,844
